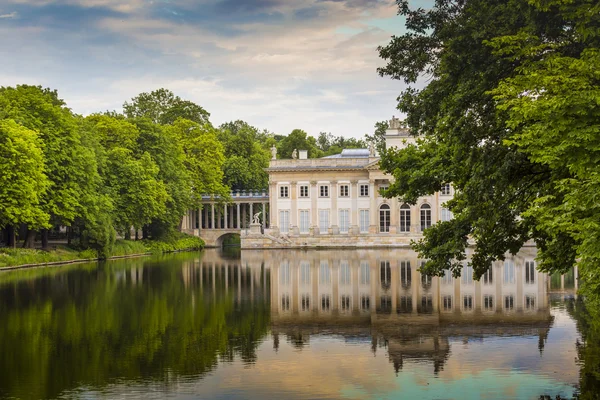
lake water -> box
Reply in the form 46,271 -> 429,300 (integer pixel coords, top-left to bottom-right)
0,248 -> 595,400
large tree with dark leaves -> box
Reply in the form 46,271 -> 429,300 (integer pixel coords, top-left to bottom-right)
378,0 -> 599,282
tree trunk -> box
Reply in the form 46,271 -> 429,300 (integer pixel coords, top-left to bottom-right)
142,225 -> 149,240
135,230 -> 139,241
125,229 -> 131,240
22,229 -> 36,248
41,229 -> 49,249
67,226 -> 72,245
6,226 -> 16,248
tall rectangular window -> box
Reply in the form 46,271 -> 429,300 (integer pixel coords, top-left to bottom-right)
319,185 -> 329,197
279,210 -> 290,233
339,185 -> 349,197
299,185 -> 309,197
319,209 -> 330,232
279,186 -> 289,198
360,184 -> 369,197
525,261 -> 535,284
299,210 -> 310,234
441,183 -> 451,195
462,265 -> 473,285
339,209 -> 349,233
442,269 -> 453,285
399,205 -> 411,232
359,210 -> 369,233
504,261 -> 515,284
441,208 -> 453,222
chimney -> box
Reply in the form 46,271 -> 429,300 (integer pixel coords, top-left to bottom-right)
299,150 -> 308,159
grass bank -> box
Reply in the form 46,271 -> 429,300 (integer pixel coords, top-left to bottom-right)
0,234 -> 204,269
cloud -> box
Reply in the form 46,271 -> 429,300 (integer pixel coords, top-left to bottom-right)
0,12 -> 17,18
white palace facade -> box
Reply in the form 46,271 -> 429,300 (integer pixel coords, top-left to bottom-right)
241,119 -> 455,249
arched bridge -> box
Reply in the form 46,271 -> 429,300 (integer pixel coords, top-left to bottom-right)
181,190 -> 269,247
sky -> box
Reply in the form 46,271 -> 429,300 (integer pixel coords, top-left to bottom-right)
0,0 -> 428,139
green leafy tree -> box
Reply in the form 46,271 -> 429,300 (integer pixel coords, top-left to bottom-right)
365,120 -> 389,154
123,89 -> 210,125
317,132 -> 366,156
277,129 -> 323,159
0,120 -> 50,246
376,0 -> 593,279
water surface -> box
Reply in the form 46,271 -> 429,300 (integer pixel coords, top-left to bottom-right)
0,248 -> 595,399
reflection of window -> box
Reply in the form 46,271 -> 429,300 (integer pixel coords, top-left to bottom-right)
280,261 -> 290,285
525,261 -> 536,284
400,261 -> 411,288
484,295 -> 494,310
463,295 -> 473,310
380,261 -> 391,289
361,296 -> 370,311
421,273 -> 432,289
321,295 -> 330,311
504,295 -> 514,310
279,186 -> 289,198
301,294 -> 310,311
319,261 -> 331,284
419,295 -> 433,314
380,295 -> 392,312
300,261 -> 310,284
399,296 -> 412,313
360,261 -> 370,284
281,294 -> 290,311
443,295 -> 453,311
525,295 -> 536,309
359,210 -> 369,233
339,185 -> 349,197
482,267 -> 493,285
504,261 -> 515,283
400,204 -> 411,232
340,261 -> 351,285
360,184 -> 369,197
299,185 -> 309,197
319,185 -> 329,197
339,209 -> 349,233
441,183 -> 451,195
341,295 -> 351,311
462,265 -> 473,285
420,204 -> 431,231
442,269 -> 453,285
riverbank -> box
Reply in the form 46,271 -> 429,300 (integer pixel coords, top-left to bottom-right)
0,235 -> 204,269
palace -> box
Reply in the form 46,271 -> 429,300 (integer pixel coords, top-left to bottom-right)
241,117 -> 454,248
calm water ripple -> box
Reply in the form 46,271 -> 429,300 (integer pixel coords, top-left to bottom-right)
0,248 -> 595,400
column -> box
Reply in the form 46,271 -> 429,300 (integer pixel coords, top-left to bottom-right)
224,204 -> 228,229
237,203 -> 241,229
242,204 -> 247,229
250,203 -> 253,223
310,181 -> 318,234
350,180 -> 359,234
369,179 -> 377,233
262,203 -> 267,229
198,207 -> 202,230
269,181 -> 278,230
211,203 -> 215,229
290,182 -> 298,235
330,181 -> 339,234
390,197 -> 398,234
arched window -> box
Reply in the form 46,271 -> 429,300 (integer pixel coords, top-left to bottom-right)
420,203 -> 431,231
379,204 -> 390,233
400,204 -> 411,232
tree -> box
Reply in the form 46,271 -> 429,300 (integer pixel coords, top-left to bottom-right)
317,132 -> 366,156
123,89 -> 210,125
277,129 -> 323,159
0,120 -> 50,246
377,0 -> 594,280
365,120 -> 389,154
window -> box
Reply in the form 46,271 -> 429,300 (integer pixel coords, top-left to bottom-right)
380,261 -> 391,289
400,204 -> 411,232
379,185 -> 389,196
484,295 -> 494,310
482,267 -> 493,285
442,269 -> 453,285
280,261 -> 290,285
525,261 -> 536,284
301,294 -> 310,311
339,209 -> 349,233
379,204 -> 390,233
319,185 -> 329,197
281,294 -> 290,311
400,261 -> 411,288
360,295 -> 370,311
441,183 -> 451,196
319,261 -> 330,284
299,185 -> 309,197
504,261 -> 515,284
360,184 -> 369,197
462,265 -> 473,285
339,185 -> 349,197
279,210 -> 290,234
420,204 -> 432,231
321,295 -> 331,311
463,295 -> 473,311
443,295 -> 453,311
359,210 -> 370,233
441,208 -> 453,222
525,295 -> 536,309
421,273 -> 432,289
420,295 -> 433,313
341,295 -> 351,312
340,261 -> 351,285
380,295 -> 392,312
318,209 -> 330,232
300,261 -> 310,284
504,295 -> 514,310
299,210 -> 310,234
360,261 -> 370,284
279,186 -> 289,198
399,296 -> 412,313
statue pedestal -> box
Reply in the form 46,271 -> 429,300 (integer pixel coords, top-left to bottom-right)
249,223 -> 262,235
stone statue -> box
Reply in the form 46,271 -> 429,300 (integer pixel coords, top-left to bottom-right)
271,145 -> 277,160
252,211 -> 261,224
369,143 -> 375,157
389,115 -> 401,129
292,149 -> 298,159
